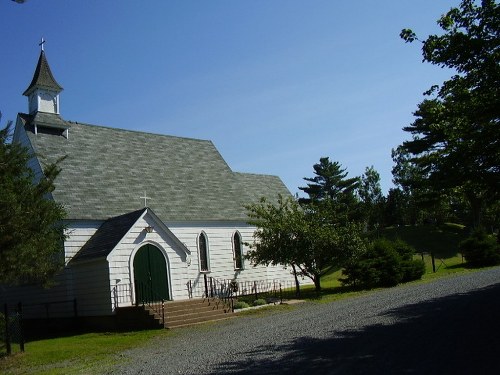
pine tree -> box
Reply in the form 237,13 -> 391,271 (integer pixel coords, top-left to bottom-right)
0,121 -> 66,286
299,157 -> 361,222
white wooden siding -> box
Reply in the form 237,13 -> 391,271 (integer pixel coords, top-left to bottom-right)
107,215 -> 190,306
1,213 -> 308,320
64,221 -> 103,263
71,259 -> 113,316
0,268 -> 75,319
167,221 -> 298,299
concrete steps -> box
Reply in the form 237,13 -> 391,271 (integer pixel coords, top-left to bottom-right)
163,298 -> 233,328
115,297 -> 234,330
115,305 -> 163,330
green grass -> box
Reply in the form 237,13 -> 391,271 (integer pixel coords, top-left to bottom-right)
0,329 -> 173,375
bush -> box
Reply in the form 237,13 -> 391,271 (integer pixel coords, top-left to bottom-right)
253,299 -> 267,306
341,238 -> 425,289
233,301 -> 250,310
400,259 -> 426,283
460,229 -> 500,267
394,239 -> 426,282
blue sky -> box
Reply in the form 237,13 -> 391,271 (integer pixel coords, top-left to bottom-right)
1,0 -> 458,196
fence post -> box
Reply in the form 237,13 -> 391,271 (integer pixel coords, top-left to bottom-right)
161,300 -> 165,326
73,299 -> 78,317
254,281 -> 258,301
280,283 -> 283,304
17,302 -> 24,353
113,286 -> 118,309
4,304 -> 11,355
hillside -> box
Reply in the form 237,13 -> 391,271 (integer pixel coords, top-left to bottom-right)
374,223 -> 469,258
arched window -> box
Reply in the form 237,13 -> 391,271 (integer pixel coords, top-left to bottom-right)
233,232 -> 243,270
198,232 -> 209,272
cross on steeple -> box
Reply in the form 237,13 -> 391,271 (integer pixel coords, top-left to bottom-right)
39,37 -> 45,52
140,191 -> 152,207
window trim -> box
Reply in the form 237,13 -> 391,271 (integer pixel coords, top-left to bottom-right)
232,231 -> 244,270
198,231 -> 210,272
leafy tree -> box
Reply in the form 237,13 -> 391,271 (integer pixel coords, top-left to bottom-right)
398,0 -> 500,229
245,195 -> 364,292
0,121 -> 66,286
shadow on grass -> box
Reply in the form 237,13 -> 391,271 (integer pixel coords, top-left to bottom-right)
209,283 -> 500,374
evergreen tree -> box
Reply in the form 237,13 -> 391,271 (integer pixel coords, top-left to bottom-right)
298,157 -> 361,221
399,0 -> 500,229
359,166 -> 384,229
0,121 -> 66,286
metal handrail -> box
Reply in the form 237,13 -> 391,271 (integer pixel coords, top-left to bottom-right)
134,280 -> 166,325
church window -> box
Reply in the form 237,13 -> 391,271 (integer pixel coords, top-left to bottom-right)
198,232 -> 210,272
233,232 -> 244,270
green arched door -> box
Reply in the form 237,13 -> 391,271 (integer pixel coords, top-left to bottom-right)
133,244 -> 169,303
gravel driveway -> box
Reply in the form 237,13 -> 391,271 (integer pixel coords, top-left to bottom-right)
108,267 -> 500,374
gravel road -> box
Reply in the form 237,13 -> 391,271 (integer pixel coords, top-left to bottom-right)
108,267 -> 500,374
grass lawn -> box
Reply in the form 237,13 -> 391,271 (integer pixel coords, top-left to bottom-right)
0,329 -> 174,375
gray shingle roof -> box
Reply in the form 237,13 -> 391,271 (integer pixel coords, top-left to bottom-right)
22,118 -> 291,222
20,112 -> 70,129
23,51 -> 63,96
71,208 -> 146,262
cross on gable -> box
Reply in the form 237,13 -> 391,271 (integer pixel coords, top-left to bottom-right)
140,191 -> 152,207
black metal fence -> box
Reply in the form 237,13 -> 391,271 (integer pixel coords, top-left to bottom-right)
2,303 -> 25,355
187,276 -> 302,308
21,299 -> 78,320
112,283 -> 133,310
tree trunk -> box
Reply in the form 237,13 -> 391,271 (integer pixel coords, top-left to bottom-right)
313,274 -> 321,292
465,190 -> 484,230
291,264 -> 301,297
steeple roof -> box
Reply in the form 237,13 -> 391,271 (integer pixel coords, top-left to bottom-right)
23,50 -> 63,96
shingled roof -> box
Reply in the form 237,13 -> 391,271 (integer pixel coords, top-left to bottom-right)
23,50 -> 63,96
21,119 -> 291,222
71,208 -> 146,262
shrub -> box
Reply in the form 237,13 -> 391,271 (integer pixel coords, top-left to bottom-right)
393,239 -> 425,282
253,299 -> 267,306
341,238 -> 425,289
400,258 -> 426,283
233,301 -> 250,310
460,229 -> 500,267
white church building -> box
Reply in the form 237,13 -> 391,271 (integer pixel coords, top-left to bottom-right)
2,48 -> 298,328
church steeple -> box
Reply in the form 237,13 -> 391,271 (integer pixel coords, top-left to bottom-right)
23,43 -> 63,115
